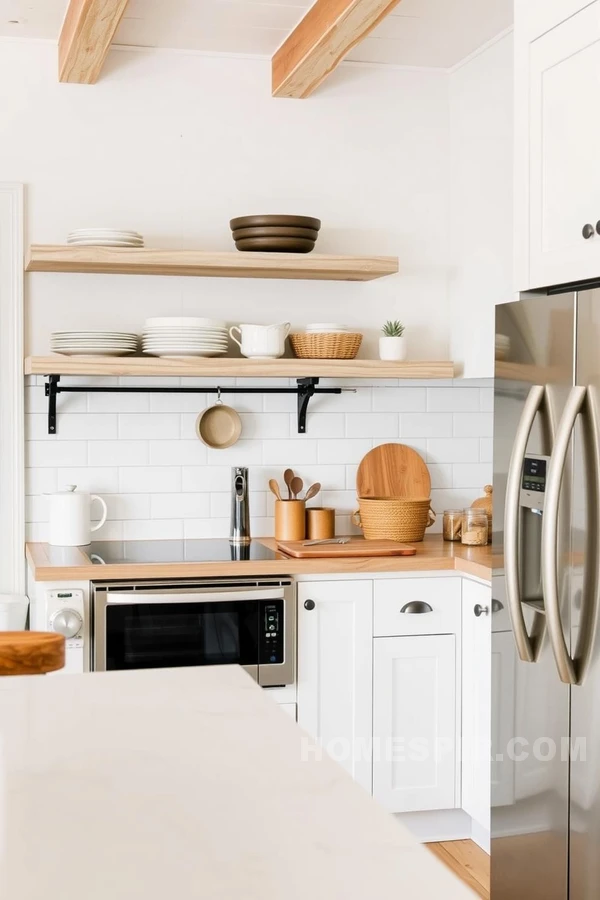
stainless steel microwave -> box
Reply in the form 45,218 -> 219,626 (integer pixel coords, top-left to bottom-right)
91,577 -> 295,686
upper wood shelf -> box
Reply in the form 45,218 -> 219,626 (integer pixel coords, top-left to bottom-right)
24,357 -> 455,379
25,245 -> 399,282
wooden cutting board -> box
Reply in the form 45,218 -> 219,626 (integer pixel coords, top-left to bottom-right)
356,443 -> 431,499
277,539 -> 416,558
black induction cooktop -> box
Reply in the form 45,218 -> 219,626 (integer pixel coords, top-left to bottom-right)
86,539 -> 282,565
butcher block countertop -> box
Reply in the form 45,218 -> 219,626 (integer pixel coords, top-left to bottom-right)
26,535 -> 492,582
0,666 -> 476,900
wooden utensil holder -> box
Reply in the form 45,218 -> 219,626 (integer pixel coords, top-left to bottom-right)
306,507 -> 335,540
275,500 -> 306,541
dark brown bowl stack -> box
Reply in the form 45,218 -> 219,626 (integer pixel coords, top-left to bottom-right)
230,215 -> 321,253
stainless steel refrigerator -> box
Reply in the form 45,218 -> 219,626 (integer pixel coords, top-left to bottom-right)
492,287 -> 600,899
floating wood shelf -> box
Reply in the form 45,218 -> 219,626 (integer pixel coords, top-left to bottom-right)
495,361 -> 564,384
25,245 -> 399,281
25,357 -> 455,379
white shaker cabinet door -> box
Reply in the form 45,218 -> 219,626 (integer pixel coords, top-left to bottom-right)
528,1 -> 600,287
461,579 -> 492,836
297,580 -> 373,793
373,634 -> 456,813
491,630 -> 517,808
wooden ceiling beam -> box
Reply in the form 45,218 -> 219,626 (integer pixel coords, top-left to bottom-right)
58,0 -> 130,84
272,0 -> 403,99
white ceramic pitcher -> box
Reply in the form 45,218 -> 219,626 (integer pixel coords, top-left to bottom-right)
48,485 -> 108,546
229,322 -> 291,359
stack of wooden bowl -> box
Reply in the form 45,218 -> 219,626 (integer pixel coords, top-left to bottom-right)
229,215 -> 321,253
352,444 -> 435,542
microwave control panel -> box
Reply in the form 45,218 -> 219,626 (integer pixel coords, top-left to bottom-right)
521,454 -> 550,511
259,599 -> 284,665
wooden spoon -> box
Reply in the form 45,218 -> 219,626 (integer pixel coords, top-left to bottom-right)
283,468 -> 294,500
304,482 -> 321,503
290,476 -> 304,500
269,479 -> 282,501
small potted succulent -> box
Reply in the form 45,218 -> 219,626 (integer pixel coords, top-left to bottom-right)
379,320 -> 406,361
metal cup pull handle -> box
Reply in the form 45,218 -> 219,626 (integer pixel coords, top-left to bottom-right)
400,601 -> 433,614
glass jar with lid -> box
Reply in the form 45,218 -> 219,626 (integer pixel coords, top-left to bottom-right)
461,508 -> 488,546
443,509 -> 463,542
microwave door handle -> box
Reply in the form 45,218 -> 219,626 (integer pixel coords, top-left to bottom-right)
105,588 -> 284,605
542,386 -> 587,685
505,384 -> 546,662
571,386 -> 600,685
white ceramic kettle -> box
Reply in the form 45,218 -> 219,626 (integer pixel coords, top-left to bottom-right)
48,485 -> 108,546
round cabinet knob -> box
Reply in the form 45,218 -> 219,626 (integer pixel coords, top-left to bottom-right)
582,223 -> 595,239
304,599 -> 316,611
51,608 -> 82,638
474,604 -> 489,617
596,222 -> 600,235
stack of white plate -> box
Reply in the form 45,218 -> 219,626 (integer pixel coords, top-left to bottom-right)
51,332 -> 139,356
67,229 -> 144,248
304,323 -> 348,333
142,318 -> 229,358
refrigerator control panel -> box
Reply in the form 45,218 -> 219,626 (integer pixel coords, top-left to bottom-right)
521,455 -> 549,510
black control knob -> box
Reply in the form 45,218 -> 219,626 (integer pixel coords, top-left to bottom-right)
304,599 -> 316,611
596,221 -> 600,235
583,223 -> 595,239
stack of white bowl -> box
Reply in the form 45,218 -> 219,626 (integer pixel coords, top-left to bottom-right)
67,229 -> 144,248
51,331 -> 139,356
142,318 -> 229,358
303,322 -> 348,333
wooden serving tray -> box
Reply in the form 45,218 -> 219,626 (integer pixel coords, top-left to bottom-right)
276,538 -> 417,558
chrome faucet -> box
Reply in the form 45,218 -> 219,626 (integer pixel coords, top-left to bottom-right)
230,467 -> 251,544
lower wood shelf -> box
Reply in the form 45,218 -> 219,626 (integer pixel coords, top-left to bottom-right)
24,357 -> 455,378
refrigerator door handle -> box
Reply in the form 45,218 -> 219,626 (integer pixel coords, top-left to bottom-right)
542,386 -> 600,686
542,386 -> 587,685
505,384 -> 548,663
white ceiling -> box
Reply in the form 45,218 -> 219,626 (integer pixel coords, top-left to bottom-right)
0,0 -> 512,69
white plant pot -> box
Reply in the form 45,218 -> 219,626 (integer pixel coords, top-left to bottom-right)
379,336 -> 406,361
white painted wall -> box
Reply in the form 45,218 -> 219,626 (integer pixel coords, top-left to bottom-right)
448,32 -> 515,379
0,41 -> 452,360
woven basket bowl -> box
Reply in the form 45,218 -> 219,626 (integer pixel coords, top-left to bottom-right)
352,497 -> 436,543
290,332 -> 362,360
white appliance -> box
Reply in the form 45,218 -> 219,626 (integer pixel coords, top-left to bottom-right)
48,485 -> 108,546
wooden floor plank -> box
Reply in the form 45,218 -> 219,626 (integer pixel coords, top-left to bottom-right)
427,839 -> 490,899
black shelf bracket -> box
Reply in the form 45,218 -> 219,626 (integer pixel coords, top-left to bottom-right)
43,375 -> 352,436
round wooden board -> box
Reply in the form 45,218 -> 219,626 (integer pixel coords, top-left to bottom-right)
356,443 -> 431,499
0,632 -> 65,676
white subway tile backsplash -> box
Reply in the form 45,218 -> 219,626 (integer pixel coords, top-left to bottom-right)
372,388 -> 427,412
119,467 -> 182,493
401,413 -> 453,438
427,438 -> 480,463
318,439 -> 372,464
262,440 -> 317,466
118,414 -> 181,440
27,413 -> 118,441
88,441 -> 149,467
88,393 -> 150,413
123,519 -> 184,540
151,493 -> 210,519
345,413 -> 399,438
27,441 -> 88,468
25,384 -> 494,540
149,441 -> 207,466
427,387 -> 479,412
453,412 -> 494,438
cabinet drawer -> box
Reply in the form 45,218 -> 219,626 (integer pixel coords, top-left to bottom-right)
374,578 -> 461,637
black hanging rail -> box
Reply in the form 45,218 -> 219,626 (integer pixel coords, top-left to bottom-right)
44,375 -> 355,435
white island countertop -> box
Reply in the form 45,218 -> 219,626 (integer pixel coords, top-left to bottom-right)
0,666 -> 476,899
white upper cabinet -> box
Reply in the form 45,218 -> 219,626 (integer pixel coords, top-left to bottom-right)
296,580 -> 373,793
516,0 -> 600,288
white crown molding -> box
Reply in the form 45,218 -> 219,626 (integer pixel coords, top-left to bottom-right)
0,183 -> 25,595
447,26 -> 514,75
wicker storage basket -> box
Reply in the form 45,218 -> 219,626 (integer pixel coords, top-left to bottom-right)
352,498 -> 436,543
290,332 -> 362,360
